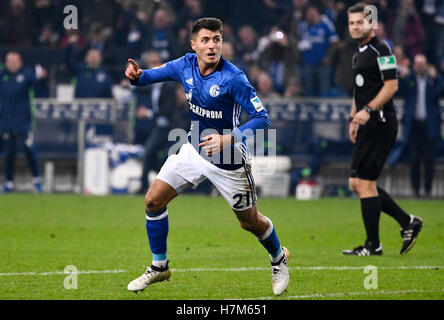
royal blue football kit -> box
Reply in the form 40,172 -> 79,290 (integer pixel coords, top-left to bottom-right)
130,53 -> 283,274
132,53 -> 270,170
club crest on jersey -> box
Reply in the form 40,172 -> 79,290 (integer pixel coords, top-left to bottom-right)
153,63 -> 166,69
355,74 -> 364,87
209,84 -> 221,97
16,74 -> 25,83
96,72 -> 106,83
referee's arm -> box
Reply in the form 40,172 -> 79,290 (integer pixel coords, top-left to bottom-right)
350,89 -> 357,118
366,79 -> 398,112
349,91 -> 358,143
353,79 -> 398,126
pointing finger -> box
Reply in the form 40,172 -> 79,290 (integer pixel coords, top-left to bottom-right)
128,59 -> 139,69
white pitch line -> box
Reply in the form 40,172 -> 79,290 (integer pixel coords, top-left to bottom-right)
0,270 -> 126,276
171,265 -> 443,272
0,266 -> 441,276
243,289 -> 444,300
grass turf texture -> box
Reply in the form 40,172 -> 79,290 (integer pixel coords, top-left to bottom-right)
0,194 -> 443,300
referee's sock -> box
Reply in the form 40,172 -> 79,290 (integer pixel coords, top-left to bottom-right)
258,216 -> 284,263
360,196 -> 381,249
377,187 -> 411,228
145,208 -> 169,269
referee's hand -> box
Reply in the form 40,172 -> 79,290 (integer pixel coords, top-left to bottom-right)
349,122 -> 358,144
352,109 -> 370,126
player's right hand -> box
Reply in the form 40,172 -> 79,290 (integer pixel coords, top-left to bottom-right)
125,59 -> 143,81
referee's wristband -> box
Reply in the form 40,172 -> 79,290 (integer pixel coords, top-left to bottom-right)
363,105 -> 373,115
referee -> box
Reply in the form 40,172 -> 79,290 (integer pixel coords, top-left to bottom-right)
342,3 -> 423,256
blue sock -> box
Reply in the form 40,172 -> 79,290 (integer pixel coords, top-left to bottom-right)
258,216 -> 283,263
145,208 -> 169,267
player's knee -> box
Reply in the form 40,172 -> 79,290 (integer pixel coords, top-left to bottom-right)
238,214 -> 261,234
239,219 -> 254,232
145,193 -> 166,213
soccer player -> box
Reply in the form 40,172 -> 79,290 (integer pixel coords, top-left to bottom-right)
0,52 -> 45,193
124,18 -> 289,295
342,3 -> 423,256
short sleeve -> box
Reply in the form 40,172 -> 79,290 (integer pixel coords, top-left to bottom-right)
375,44 -> 397,81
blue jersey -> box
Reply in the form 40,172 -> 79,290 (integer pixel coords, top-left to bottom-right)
299,16 -> 339,65
131,53 -> 270,170
65,44 -> 113,99
0,67 -> 37,133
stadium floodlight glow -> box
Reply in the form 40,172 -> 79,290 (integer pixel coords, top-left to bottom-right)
275,31 -> 284,40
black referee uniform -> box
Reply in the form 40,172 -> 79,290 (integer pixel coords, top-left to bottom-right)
350,36 -> 398,180
343,36 -> 423,256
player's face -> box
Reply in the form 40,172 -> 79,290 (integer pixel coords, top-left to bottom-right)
191,29 -> 222,66
5,53 -> 23,74
348,12 -> 371,42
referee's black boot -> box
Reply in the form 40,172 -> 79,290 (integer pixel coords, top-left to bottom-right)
342,242 -> 383,256
400,215 -> 423,255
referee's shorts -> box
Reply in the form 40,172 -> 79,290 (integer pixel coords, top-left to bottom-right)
350,110 -> 398,181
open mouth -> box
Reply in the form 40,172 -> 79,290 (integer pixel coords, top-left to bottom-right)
207,53 -> 217,58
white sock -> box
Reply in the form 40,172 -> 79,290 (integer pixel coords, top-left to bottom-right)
152,259 -> 168,269
270,248 -> 284,264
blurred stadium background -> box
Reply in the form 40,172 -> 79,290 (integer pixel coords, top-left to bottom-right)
1,0 -> 443,198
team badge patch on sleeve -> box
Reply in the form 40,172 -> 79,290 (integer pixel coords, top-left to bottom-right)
250,96 -> 264,112
153,63 -> 166,69
377,55 -> 397,71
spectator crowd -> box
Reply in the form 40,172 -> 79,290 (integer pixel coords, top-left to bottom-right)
1,0 -> 444,99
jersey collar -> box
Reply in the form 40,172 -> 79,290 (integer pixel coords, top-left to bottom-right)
359,36 -> 378,52
358,45 -> 368,52
196,55 -> 225,78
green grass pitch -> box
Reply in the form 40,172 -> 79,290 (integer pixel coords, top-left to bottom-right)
0,194 -> 443,300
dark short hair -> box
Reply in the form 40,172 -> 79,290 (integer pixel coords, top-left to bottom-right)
306,4 -> 321,13
5,51 -> 22,59
347,3 -> 368,15
191,17 -> 223,36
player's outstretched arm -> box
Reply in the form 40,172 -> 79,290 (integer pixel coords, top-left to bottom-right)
125,56 -> 182,86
